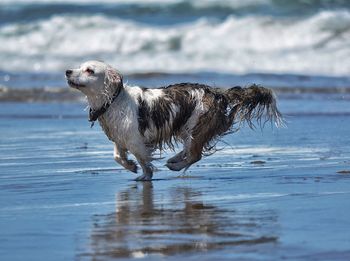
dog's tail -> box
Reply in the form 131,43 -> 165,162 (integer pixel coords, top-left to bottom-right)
225,84 -> 284,129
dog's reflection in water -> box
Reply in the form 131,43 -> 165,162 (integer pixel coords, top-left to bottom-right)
86,183 -> 278,259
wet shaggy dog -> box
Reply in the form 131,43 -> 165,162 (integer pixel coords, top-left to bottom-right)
66,61 -> 283,181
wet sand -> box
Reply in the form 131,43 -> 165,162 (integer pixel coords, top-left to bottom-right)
1,96 -> 350,260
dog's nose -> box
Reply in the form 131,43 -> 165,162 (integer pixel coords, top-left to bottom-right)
65,70 -> 73,77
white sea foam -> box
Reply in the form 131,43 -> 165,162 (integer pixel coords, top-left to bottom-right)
0,10 -> 349,75
191,0 -> 270,9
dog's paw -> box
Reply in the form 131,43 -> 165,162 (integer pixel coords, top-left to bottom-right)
134,174 -> 152,181
165,162 -> 183,171
166,154 -> 184,164
126,160 -> 138,173
166,158 -> 177,164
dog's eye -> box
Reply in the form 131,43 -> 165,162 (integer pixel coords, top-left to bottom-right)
86,68 -> 94,74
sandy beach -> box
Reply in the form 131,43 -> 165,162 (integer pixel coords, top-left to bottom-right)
1,90 -> 350,260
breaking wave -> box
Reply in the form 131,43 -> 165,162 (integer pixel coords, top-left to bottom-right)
0,0 -> 349,76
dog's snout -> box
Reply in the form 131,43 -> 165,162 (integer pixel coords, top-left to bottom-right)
65,69 -> 73,77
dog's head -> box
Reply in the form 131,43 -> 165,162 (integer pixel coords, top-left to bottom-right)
66,61 -> 123,98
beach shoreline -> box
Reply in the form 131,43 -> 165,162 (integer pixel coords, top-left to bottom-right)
2,85 -> 350,103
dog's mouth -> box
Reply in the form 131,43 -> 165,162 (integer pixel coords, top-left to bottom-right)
67,80 -> 85,88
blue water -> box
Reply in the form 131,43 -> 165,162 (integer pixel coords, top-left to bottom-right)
0,0 -> 349,84
1,97 -> 350,260
1,1 -> 350,260
2,70 -> 350,90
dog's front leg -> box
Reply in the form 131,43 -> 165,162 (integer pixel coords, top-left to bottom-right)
114,143 -> 138,173
131,148 -> 154,181
134,157 -> 154,181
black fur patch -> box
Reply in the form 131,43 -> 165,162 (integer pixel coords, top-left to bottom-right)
137,95 -> 174,135
137,96 -> 151,134
150,97 -> 173,130
137,83 -> 201,137
162,83 -> 202,133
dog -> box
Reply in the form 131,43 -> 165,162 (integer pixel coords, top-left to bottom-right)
66,61 -> 283,181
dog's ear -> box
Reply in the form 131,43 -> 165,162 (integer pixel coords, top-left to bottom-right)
104,65 -> 123,98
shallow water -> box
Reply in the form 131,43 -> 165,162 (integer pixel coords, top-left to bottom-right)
1,98 -> 350,260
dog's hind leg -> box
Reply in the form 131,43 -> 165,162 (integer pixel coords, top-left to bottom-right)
166,150 -> 185,164
165,159 -> 187,171
114,143 -> 138,173
165,138 -> 203,171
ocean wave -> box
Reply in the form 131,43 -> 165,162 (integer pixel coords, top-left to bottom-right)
1,0 -> 349,27
2,0 -> 349,9
0,9 -> 349,76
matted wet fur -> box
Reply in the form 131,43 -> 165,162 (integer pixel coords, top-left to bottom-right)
66,61 -> 283,181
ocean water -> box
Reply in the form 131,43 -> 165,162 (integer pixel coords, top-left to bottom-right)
1,99 -> 350,260
1,2 -> 350,260
0,0 -> 350,89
